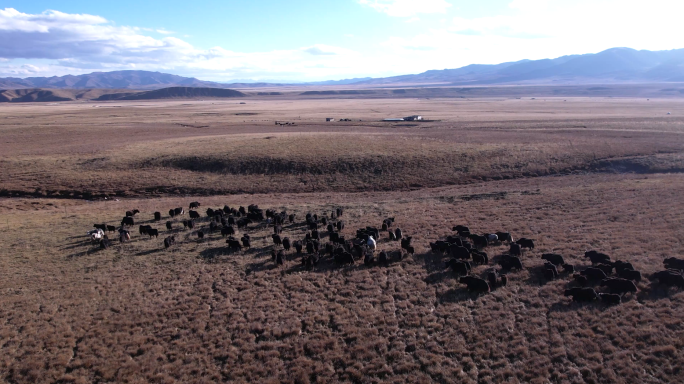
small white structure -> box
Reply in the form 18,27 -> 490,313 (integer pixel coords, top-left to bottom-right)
667,112 -> 672,115
326,118 -> 335,122
383,118 -> 404,121
403,115 -> 423,121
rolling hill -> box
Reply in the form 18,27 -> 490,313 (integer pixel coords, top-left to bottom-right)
0,70 -> 223,90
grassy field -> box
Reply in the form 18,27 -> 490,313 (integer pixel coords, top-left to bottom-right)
1,97 -> 683,197
1,96 -> 684,383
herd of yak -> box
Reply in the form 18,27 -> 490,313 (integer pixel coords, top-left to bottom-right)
91,201 -> 684,305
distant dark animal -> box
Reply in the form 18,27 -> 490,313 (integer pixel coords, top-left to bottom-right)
400,236 -> 412,250
106,225 -> 116,233
515,238 -> 534,249
209,221 -> 218,232
543,263 -> 558,279
445,259 -> 469,276
613,260 -> 634,273
496,232 -> 512,243
278,237 -> 289,251
452,225 -> 469,233
581,267 -> 607,281
226,238 -> 242,252
650,270 -> 684,289
327,224 -> 335,233
487,271 -> 499,288
294,241 -> 303,255
276,250 -> 284,266
379,251 -> 388,264
187,220 -> 194,229
469,234 -> 488,248
595,263 -> 614,276
94,223 -> 107,231
271,249 -> 277,261
288,214 -> 296,223
472,252 -> 486,265
154,212 -> 161,221
601,278 -> 637,295
311,230 -> 320,240
337,221 -> 344,231
121,216 -> 134,226
271,234 -> 282,246
585,250 -> 611,265
573,274 -> 588,286
459,276 -> 490,293
139,225 -> 151,235
564,287 -> 598,302
236,218 -> 251,229
542,253 -> 565,266
126,209 -> 139,217
166,221 -> 173,230
388,231 -> 396,241
405,246 -> 415,255
336,208 -> 343,217
308,222 -> 318,230
500,274 -> 508,287
120,231 -> 130,243
189,210 -> 200,219
197,231 -> 204,239
381,223 -> 388,231
221,226 -> 235,237
169,209 -> 176,218
274,224 -> 283,235
664,257 -> 684,271
163,236 -> 176,248
206,208 -> 215,217
618,268 -> 641,282
471,249 -> 488,264
509,243 -> 521,256
306,241 -> 315,255
395,228 -> 402,240
173,207 -> 184,216
189,201 -> 200,209
499,255 -> 523,271
334,252 -> 354,265
241,236 -> 251,249
599,293 -> 621,305
562,264 -> 575,274
147,228 -> 159,238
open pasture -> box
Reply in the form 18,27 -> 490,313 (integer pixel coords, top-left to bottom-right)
2,173 -> 684,383
1,96 -> 684,383
0,97 -> 683,197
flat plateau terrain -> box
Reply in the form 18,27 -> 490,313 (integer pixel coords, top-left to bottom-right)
1,95 -> 683,383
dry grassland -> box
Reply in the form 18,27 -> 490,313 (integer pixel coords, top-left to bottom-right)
1,173 -> 683,383
1,96 -> 684,383
0,98 -> 683,197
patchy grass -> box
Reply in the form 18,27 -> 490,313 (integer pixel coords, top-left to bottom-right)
1,173 -> 683,383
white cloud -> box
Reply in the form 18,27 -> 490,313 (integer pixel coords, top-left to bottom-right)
358,0 -> 451,17
0,8 -> 366,81
156,29 -> 174,35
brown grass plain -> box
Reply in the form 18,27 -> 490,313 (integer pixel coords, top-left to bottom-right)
1,94 -> 684,383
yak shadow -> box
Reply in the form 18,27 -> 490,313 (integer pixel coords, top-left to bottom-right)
66,245 -> 103,259
437,287 -> 485,304
134,248 -> 163,257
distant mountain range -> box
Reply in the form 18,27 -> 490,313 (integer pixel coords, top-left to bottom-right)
0,71 -> 222,90
358,47 -> 684,85
1,48 -> 683,92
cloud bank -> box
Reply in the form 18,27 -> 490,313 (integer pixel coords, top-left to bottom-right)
0,1 -> 683,82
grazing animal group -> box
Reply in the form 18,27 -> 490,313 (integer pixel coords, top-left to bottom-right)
90,202 -> 683,304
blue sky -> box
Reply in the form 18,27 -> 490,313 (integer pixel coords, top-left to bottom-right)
1,0 -> 682,81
